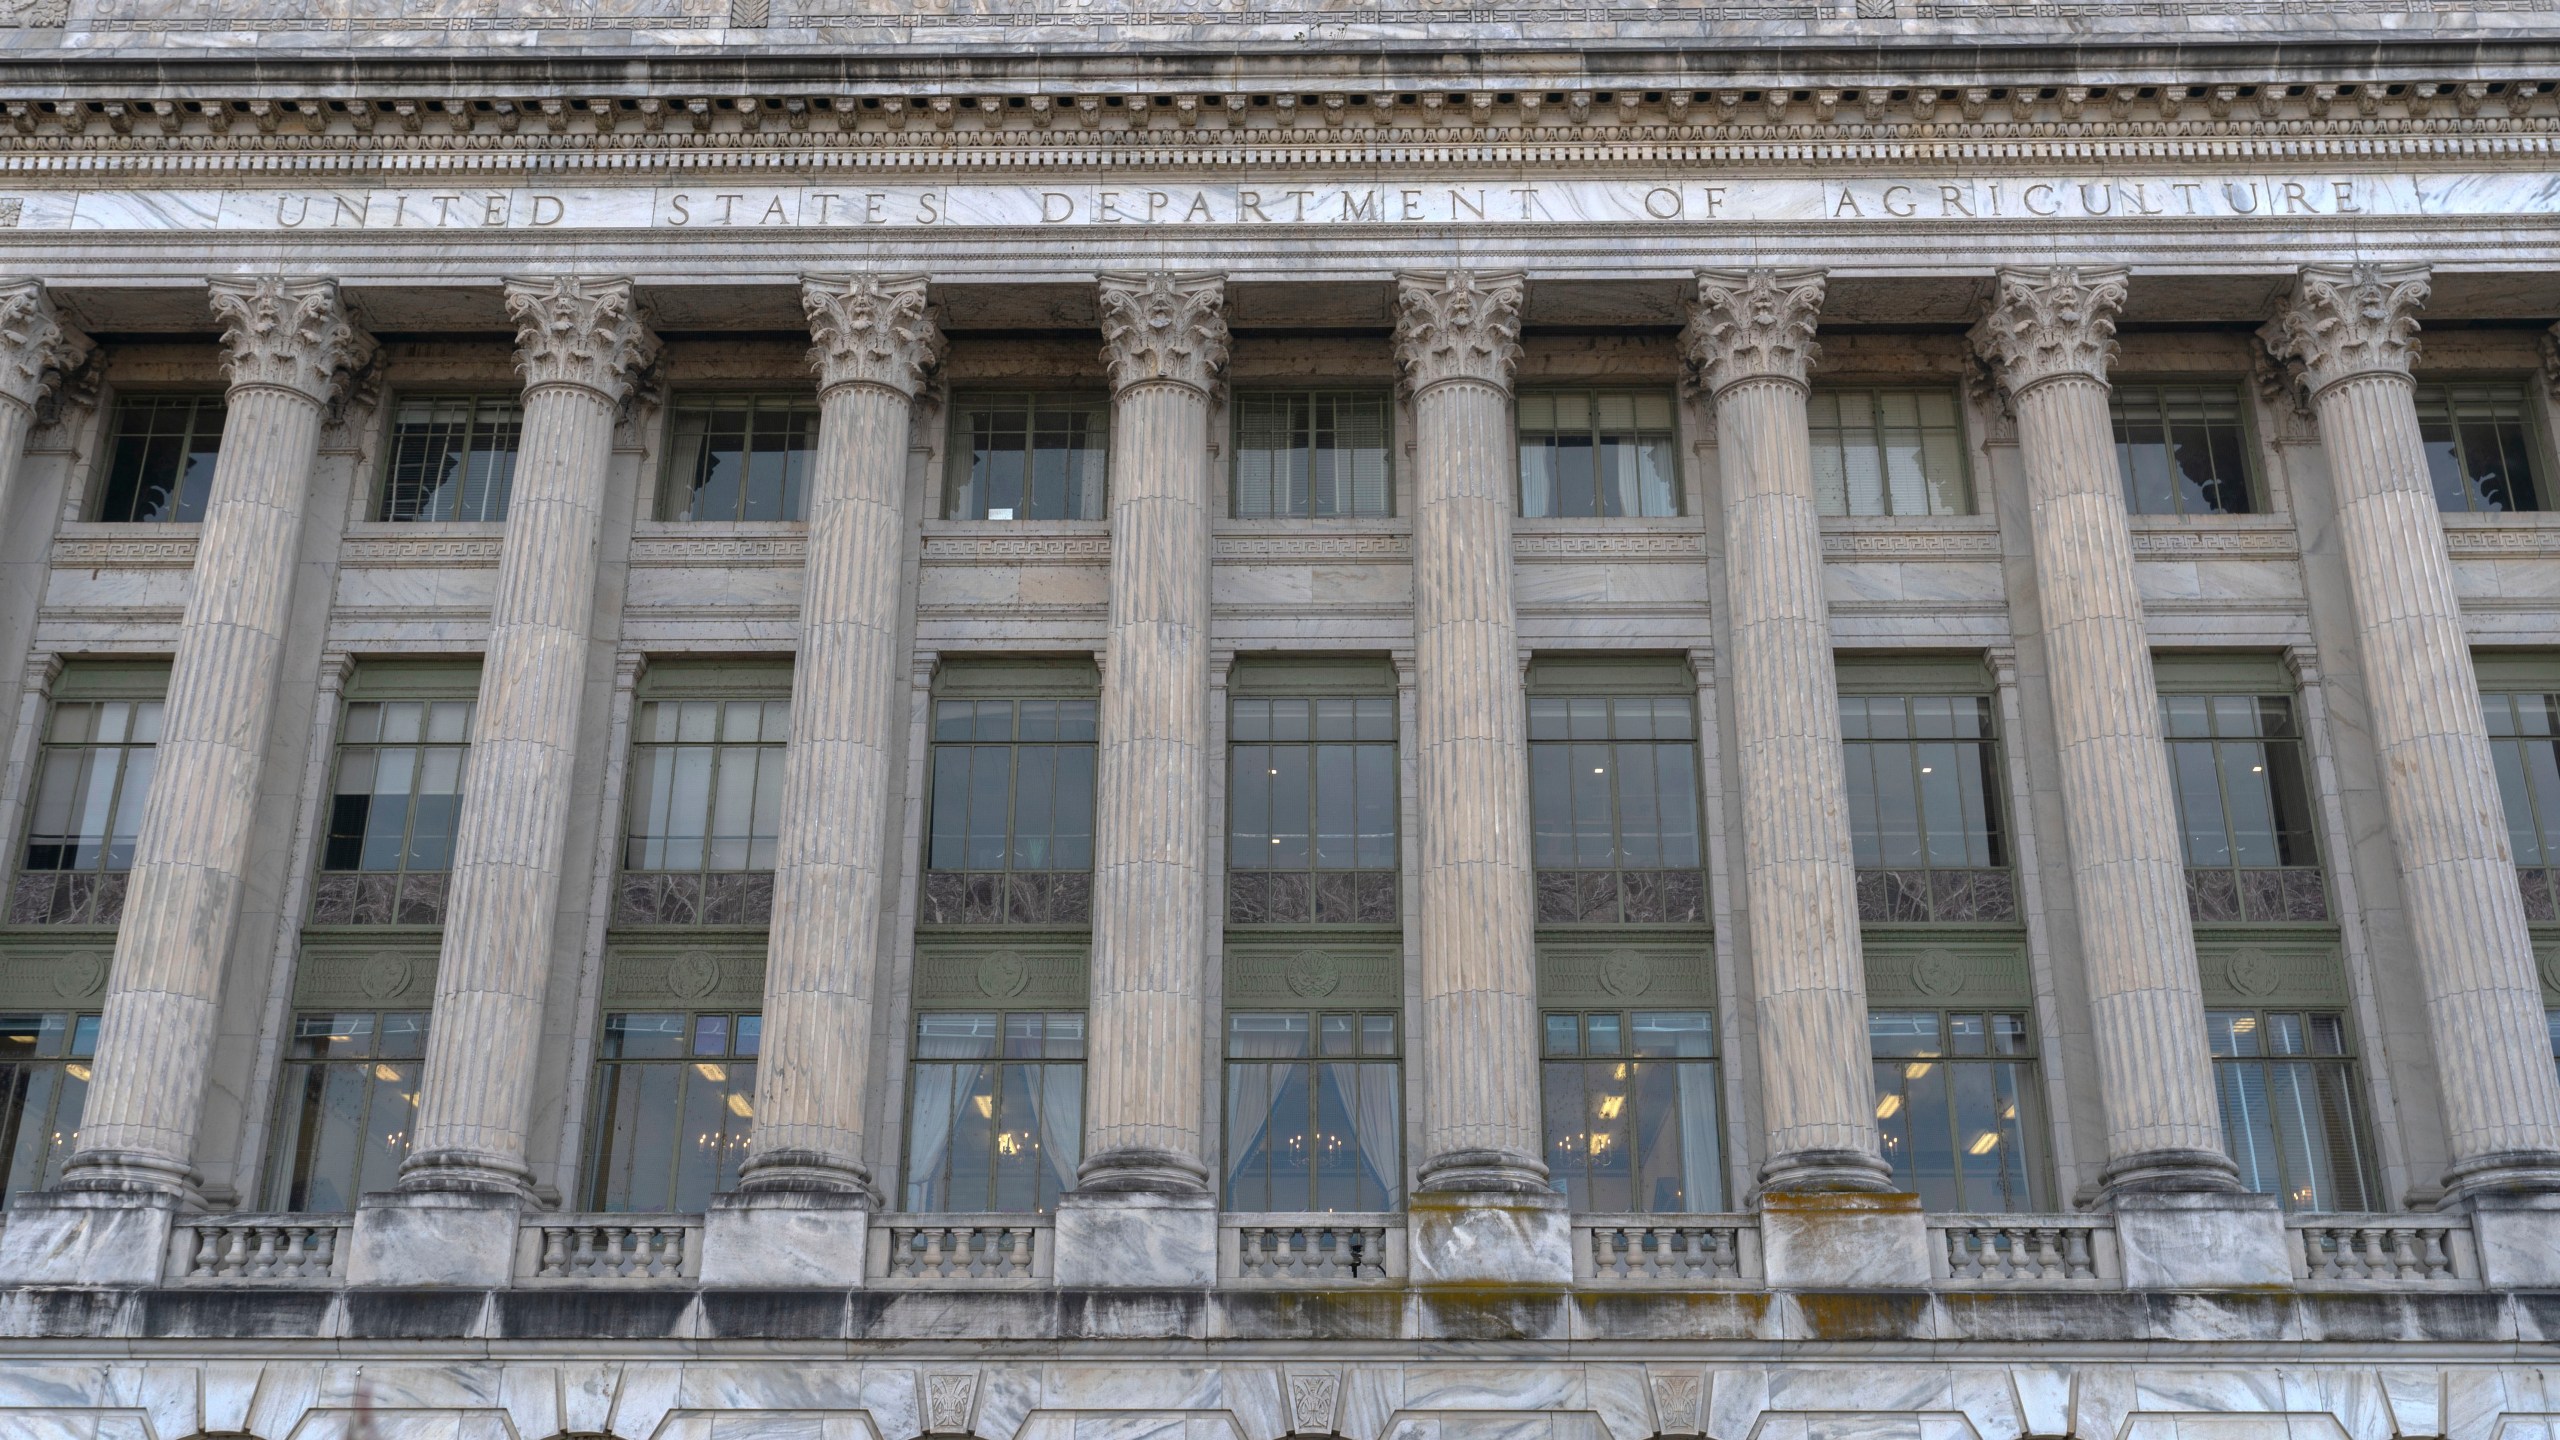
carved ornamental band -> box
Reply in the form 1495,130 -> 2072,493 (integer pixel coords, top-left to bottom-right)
803,272 -> 944,399
1680,267 -> 1827,394
0,281 -> 91,415
504,274 -> 661,404
207,276 -> 375,409
1096,271 -> 1229,395
1392,269 -> 1525,395
2260,262 -> 2429,398
1968,265 -> 2130,396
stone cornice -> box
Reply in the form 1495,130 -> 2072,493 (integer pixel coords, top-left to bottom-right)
207,276 -> 375,407
1968,265 -> 2129,395
1681,268 -> 1827,395
803,272 -> 942,400
1096,271 -> 1228,396
505,274 -> 660,403
2259,262 -> 2429,396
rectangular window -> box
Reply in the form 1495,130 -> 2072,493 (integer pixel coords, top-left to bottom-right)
616,698 -> 790,927
377,395 -> 524,523
2207,1008 -> 2375,1213
1541,1009 -> 1722,1213
1870,1009 -> 2043,1212
1841,695 -> 2015,924
583,1010 -> 759,1213
902,1009 -> 1084,1213
311,697 -> 476,927
1232,390 -> 1392,519
95,395 -> 225,524
1223,1010 -> 1401,1211
921,698 -> 1097,926
9,697 -> 162,926
662,394 -> 821,522
1808,386 -> 1971,517
2112,383 -> 2256,516
947,394 -> 1109,521
1528,695 -> 1705,924
0,1012 -> 97,1201
2417,382 -> 2543,514
2484,690 -> 2560,922
1518,390 -> 1679,518
265,1010 -> 425,1212
1228,696 -> 1398,925
2161,693 -> 2327,923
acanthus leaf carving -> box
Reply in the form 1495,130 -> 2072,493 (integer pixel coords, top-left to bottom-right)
2259,261 -> 2429,397
206,276 -> 376,408
0,280 -> 90,415
804,271 -> 945,399
1392,268 -> 1524,395
1679,267 -> 1827,393
1096,271 -> 1228,394
1967,265 -> 2129,396
503,273 -> 661,404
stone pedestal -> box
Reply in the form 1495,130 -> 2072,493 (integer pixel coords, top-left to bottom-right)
1758,1192 -> 1930,1289
1053,1191 -> 1218,1289
1407,1189 -> 1573,1288
2467,1193 -> 2560,1288
697,1190 -> 873,1286
346,1190 -> 520,1287
2111,1192 -> 2291,1289
0,1189 -> 177,1285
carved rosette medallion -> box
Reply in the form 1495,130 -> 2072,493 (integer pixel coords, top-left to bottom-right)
2224,948 -> 2280,999
1679,267 -> 1827,395
1096,271 -> 1229,395
668,949 -> 722,1001
503,274 -> 662,404
0,280 -> 90,414
1912,947 -> 1965,998
1598,948 -> 1652,998
1285,948 -> 1342,998
1391,269 -> 1525,396
2259,262 -> 2429,399
803,272 -> 945,399
1967,265 -> 2130,397
207,276 -> 376,408
975,950 -> 1030,999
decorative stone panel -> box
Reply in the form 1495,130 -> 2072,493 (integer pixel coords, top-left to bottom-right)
1224,944 -> 1401,1008
600,940 -> 768,1011
2195,939 -> 2349,1009
290,939 -> 441,1010
1536,942 -> 1714,1008
911,943 -> 1089,1010
1863,940 -> 2030,1007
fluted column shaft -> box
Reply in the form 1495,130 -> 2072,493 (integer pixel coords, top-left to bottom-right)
1080,273 -> 1226,1193
740,275 -> 943,1197
1972,268 -> 2237,1196
1395,271 -> 1547,1192
1684,269 -> 1893,1194
2266,265 -> 2560,1199
405,277 -> 657,1194
67,278 -> 369,1195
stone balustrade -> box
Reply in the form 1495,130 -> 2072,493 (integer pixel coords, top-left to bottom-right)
167,1217 -> 350,1283
1571,1215 -> 1760,1284
518,1218 -> 702,1283
870,1217 -> 1054,1283
1220,1214 -> 1404,1283
1926,1215 -> 2119,1286
2288,1216 -> 2478,1288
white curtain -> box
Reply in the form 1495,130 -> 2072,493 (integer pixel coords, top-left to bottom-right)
1348,1061 -> 1402,1210
1031,1062 -> 1084,1200
902,1063 -> 963,1210
1674,1060 -> 1724,1212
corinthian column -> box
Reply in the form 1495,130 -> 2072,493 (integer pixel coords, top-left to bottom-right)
1681,269 -> 1892,1195
1970,268 -> 2239,1200
2262,265 -> 2560,1203
64,279 -> 371,1197
402,277 -> 659,1197
0,282 -> 91,523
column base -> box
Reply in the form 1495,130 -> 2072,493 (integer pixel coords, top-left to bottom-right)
1053,1189 -> 1218,1288
1408,1187 -> 1573,1287
1754,1146 -> 1897,1197
1759,1191 -> 1930,1288
347,1189 -> 521,1287
1075,1144 -> 1213,1196
2097,1145 -> 2246,1203
2111,1190 -> 2290,1288
698,1189 -> 873,1286
2438,1146 -> 2560,1208
397,1145 -> 536,1198
54,1147 -> 193,1201
0,1188 -> 178,1285
735,1148 -> 882,1203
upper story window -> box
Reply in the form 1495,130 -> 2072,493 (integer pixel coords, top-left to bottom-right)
947,393 -> 1108,521
2160,691 -> 2326,924
1809,386 -> 1971,517
2484,688 -> 2560,922
266,1009 -> 425,1212
378,395 -> 523,523
616,695 -> 789,927
902,1008 -> 1084,1214
583,1010 -> 760,1213
2113,383 -> 2256,516
1518,390 -> 1679,519
2208,1007 -> 2374,1213
1223,1009 -> 1402,1213
96,395 -> 224,524
2417,382 -> 2545,513
1870,1009 -> 2043,1212
662,394 -> 820,522
11,684 -> 162,927
1841,693 -> 2015,924
1233,389 -> 1392,519
1529,693 -> 1704,924
1541,1008 -> 1722,1213
0,1012 -> 98,1202
1228,694 -> 1398,926
922,695 -> 1097,926
312,686 -> 477,927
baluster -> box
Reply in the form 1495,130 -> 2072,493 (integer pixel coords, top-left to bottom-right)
219,1226 -> 252,1278
2299,1229 -> 2330,1281
1943,1229 -> 1971,1280
1002,1227 -> 1027,1278
2419,1227 -> 2452,1279
534,1227 -> 562,1278
188,1226 -> 219,1278
2063,1227 -> 2093,1280
921,1226 -> 948,1278
314,1226 -> 340,1280
281,1225 -> 312,1279
1712,1226 -> 1738,1279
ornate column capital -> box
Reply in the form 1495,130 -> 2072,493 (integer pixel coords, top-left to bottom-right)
207,276 -> 376,408
2259,262 -> 2429,397
1968,266 -> 2130,396
0,281 -> 91,415
1392,269 -> 1525,395
1095,271 -> 1229,395
503,274 -> 661,404
803,272 -> 944,399
1679,268 -> 1827,394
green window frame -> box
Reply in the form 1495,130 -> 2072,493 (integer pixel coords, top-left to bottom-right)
901,1008 -> 1085,1214
2112,382 -> 2257,516
377,393 -> 524,523
265,1009 -> 426,1212
2207,1007 -> 2376,1213
616,696 -> 790,927
0,1011 -> 97,1202
583,1010 -> 760,1213
95,394 -> 225,524
313,692 -> 477,927
922,697 -> 1097,926
661,393 -> 821,521
2160,692 -> 2326,924
1231,389 -> 1392,519
1540,1009 -> 1723,1213
1517,389 -> 1680,518
2416,382 -> 2544,514
11,693 -> 163,927
946,393 -> 1109,521
1228,695 -> 1398,926
1222,1009 -> 1401,1212
1808,385 -> 1972,517
2484,689 -> 2560,922
1841,694 -> 2014,924
1869,1009 -> 2044,1212
1528,694 -> 1705,925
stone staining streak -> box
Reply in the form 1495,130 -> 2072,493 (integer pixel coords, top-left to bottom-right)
0,281 -> 88,524
64,278 -> 372,1197
738,274 -> 943,1198
1394,270 -> 1550,1195
403,276 -> 658,1195
1682,268 -> 1893,1194
2262,264 -> 2560,1199
1081,271 -> 1228,1194
1970,267 -> 2238,1197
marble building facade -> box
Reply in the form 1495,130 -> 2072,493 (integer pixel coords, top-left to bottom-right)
0,3 -> 2557,1438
